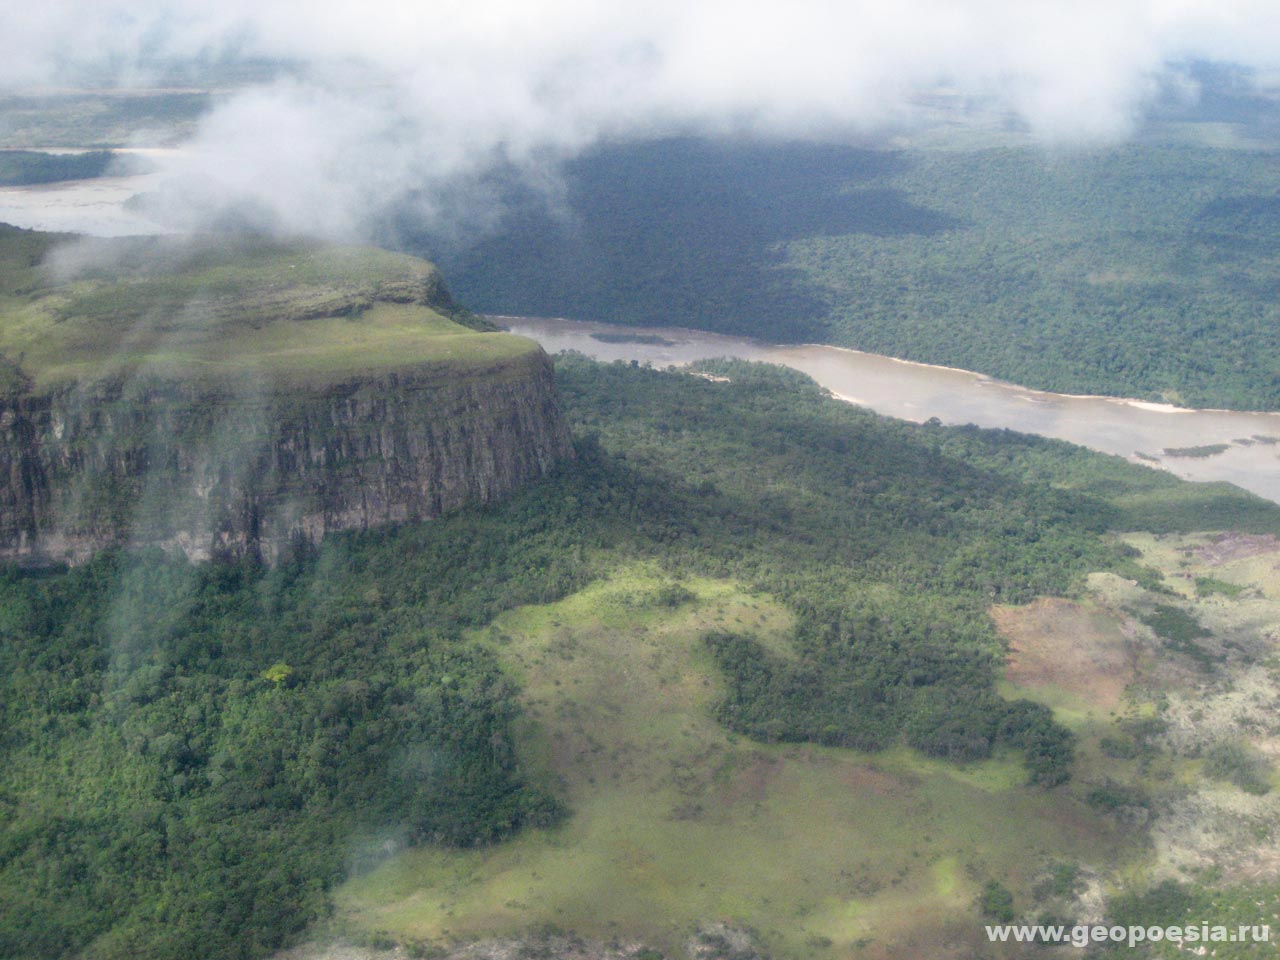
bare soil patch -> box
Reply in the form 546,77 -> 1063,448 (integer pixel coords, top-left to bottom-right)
993,598 -> 1137,709
1193,532 -> 1280,566
838,763 -> 910,798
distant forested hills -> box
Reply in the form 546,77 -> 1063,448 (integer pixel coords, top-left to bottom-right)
0,150 -> 118,185
398,136 -> 1280,411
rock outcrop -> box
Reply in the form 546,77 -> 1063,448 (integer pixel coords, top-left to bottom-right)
0,347 -> 573,566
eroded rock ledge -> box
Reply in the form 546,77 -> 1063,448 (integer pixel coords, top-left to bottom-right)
0,348 -> 572,566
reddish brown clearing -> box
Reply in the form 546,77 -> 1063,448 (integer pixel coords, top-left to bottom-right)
992,598 -> 1139,710
1193,532 -> 1280,566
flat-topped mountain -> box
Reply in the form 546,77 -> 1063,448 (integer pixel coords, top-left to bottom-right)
0,227 -> 572,565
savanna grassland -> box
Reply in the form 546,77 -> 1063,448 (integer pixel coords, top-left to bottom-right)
8,349 -> 1280,960
333,568 -> 1134,960
322,361 -> 1280,960
326,365 -> 1280,960
994,529 -> 1280,958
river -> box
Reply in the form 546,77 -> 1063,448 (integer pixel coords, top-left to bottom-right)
500,316 -> 1280,506
0,149 -> 177,236
0,166 -> 1277,505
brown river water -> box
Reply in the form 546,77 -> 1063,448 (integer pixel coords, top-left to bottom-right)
0,149 -> 177,236
500,316 -> 1280,506
0,168 -> 1277,505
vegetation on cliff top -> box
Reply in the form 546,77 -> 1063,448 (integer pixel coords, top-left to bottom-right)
0,225 -> 530,391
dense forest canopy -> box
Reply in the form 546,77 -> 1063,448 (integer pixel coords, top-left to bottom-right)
398,136 -> 1280,411
0,150 -> 120,186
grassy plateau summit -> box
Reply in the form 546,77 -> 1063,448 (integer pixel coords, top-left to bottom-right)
0,226 -> 572,566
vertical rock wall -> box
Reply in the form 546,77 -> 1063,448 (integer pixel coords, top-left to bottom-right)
0,349 -> 573,566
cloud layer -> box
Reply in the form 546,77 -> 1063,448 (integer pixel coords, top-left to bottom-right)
6,1 -> 1280,239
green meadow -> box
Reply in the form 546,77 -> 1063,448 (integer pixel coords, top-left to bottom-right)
7,301 -> 537,389
0,227 -> 530,391
336,567 -> 1137,959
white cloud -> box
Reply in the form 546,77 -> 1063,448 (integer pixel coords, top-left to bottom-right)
6,0 -> 1280,237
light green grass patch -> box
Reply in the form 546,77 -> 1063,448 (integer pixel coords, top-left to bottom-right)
335,568 -> 1137,959
0,233 -> 533,390
179,306 -> 523,378
27,304 -> 538,390
997,678 -> 1103,733
867,742 -> 1028,794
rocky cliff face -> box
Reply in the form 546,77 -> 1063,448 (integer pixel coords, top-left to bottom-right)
0,348 -> 573,566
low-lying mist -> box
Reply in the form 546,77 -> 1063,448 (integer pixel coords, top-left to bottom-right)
5,2 -> 1280,244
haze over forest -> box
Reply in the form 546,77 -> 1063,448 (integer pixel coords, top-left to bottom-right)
6,1 -> 1280,240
